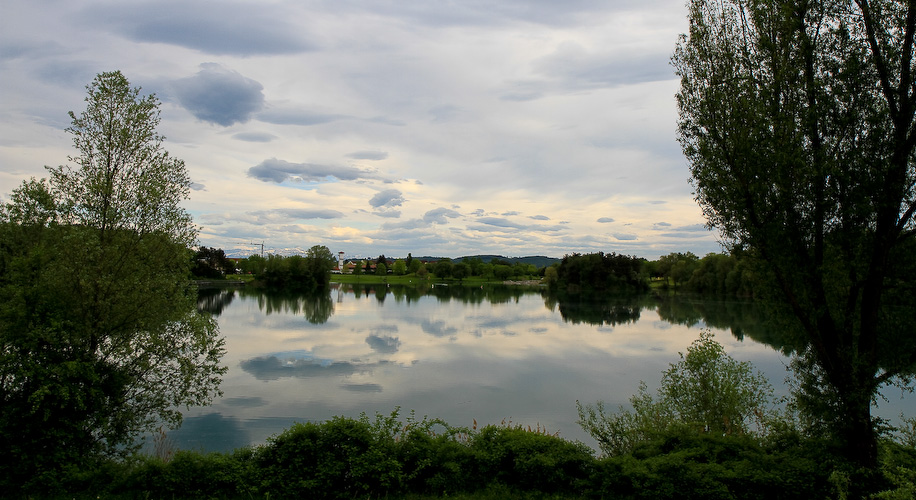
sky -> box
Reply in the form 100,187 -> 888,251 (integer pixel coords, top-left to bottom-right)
0,0 -> 723,260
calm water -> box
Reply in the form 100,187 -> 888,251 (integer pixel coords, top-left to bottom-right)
171,283 -> 913,452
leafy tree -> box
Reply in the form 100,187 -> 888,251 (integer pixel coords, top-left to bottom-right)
433,259 -> 453,278
259,248 -> 335,290
674,0 -> 916,470
0,71 -> 225,489
375,263 -> 388,276
392,259 -> 407,275
306,245 -> 336,287
577,331 -> 773,456
452,262 -> 470,281
192,246 -> 234,279
552,252 -> 648,292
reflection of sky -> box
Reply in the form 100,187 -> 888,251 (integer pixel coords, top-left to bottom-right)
176,288 -> 914,452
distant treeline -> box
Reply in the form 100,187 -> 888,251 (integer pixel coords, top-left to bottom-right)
547,250 -> 758,297
193,245 -> 766,297
193,245 -> 336,291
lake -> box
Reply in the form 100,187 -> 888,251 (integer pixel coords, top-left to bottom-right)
170,283 -> 913,452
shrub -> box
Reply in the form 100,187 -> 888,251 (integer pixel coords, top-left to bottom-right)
469,425 -> 594,493
255,417 -> 401,499
578,330 -> 774,456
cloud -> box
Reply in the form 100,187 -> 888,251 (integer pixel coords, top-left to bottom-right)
275,208 -> 345,220
366,334 -> 401,354
421,319 -> 458,338
477,217 -> 526,230
653,222 -> 672,228
369,189 -> 405,209
347,150 -> 389,161
471,217 -> 566,233
533,41 -> 674,90
239,353 -> 393,381
257,107 -> 348,126
423,207 -> 461,224
597,217 -> 615,223
613,233 -> 638,240
380,218 -> 430,230
172,63 -> 264,126
86,1 -> 314,56
247,158 -> 378,183
530,215 -> 550,221
341,383 -> 383,393
232,132 -> 277,143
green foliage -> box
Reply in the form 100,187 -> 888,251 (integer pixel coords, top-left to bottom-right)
578,331 -> 773,456
191,246 -> 234,279
553,252 -> 648,293
257,245 -> 335,290
0,71 -> 226,492
674,0 -> 916,469
31,407 -> 916,499
256,417 -> 402,499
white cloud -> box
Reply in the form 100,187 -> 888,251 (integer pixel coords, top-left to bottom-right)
0,0 -> 717,260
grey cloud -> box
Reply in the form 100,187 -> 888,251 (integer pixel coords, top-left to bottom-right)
222,396 -> 267,408
421,319 -> 458,338
247,158 -> 377,183
429,104 -> 461,122
359,0 -> 651,28
347,150 -> 389,161
530,215 -> 550,221
240,355 -> 392,381
502,211 -> 520,216
367,116 -> 407,126
172,64 -> 264,126
380,219 -> 430,230
373,210 -> 402,218
654,222 -> 672,227
469,217 -> 566,233
233,132 -> 277,143
190,182 -> 206,191
675,224 -> 708,232
366,334 -> 401,354
342,383 -> 383,393
613,233 -> 638,241
84,1 -> 313,56
659,225 -> 713,238
258,107 -> 348,126
276,208 -> 345,220
597,217 -> 615,223
534,42 -> 674,89
423,208 -> 461,224
477,217 -> 526,230
369,189 -> 405,209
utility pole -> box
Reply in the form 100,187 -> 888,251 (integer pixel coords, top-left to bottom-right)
249,241 -> 264,257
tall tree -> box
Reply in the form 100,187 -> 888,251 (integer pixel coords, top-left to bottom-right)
674,0 -> 916,471
0,71 -> 225,489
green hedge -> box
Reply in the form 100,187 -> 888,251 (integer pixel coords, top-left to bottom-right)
28,414 -> 916,499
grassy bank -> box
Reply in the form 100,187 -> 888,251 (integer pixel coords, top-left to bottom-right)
20,410 -> 916,499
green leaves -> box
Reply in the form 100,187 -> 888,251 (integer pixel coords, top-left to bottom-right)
0,72 -> 225,491
578,331 -> 774,457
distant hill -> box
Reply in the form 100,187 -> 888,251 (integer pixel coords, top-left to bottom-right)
221,249 -> 560,267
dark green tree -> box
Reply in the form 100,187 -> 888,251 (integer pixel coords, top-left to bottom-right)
0,71 -> 226,489
674,0 -> 916,471
192,246 -> 234,278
